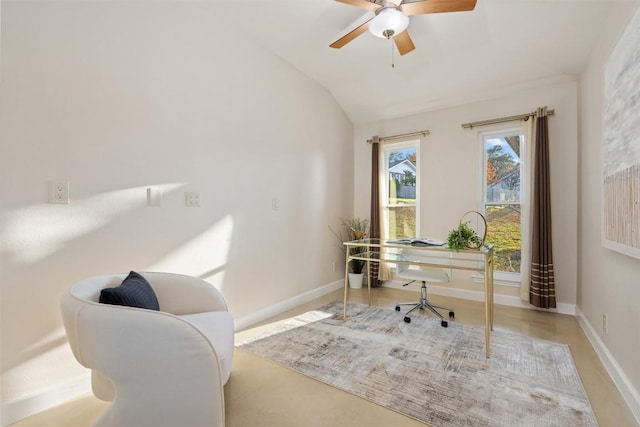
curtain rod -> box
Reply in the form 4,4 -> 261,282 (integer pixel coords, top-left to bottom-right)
461,109 -> 555,129
366,129 -> 430,144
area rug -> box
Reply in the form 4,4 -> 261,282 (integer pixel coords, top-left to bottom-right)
237,301 -> 598,427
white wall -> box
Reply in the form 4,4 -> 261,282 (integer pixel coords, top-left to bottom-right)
578,1 -> 640,415
354,80 -> 579,304
0,1 -> 353,418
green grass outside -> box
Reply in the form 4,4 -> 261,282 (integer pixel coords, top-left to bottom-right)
486,206 -> 521,272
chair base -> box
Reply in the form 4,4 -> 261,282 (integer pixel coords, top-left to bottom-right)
396,280 -> 454,327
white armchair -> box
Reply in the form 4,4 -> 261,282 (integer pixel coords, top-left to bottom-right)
60,272 -> 234,427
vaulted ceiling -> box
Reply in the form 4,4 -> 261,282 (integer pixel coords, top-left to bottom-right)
216,0 -> 622,124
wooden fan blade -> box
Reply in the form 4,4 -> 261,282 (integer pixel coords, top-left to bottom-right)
333,0 -> 381,12
401,0 -> 477,16
394,30 -> 415,56
330,18 -> 373,49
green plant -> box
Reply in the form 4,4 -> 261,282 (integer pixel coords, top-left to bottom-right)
447,222 -> 482,250
330,217 -> 369,274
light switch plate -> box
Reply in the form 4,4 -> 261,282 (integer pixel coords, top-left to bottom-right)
147,188 -> 162,207
185,192 -> 200,207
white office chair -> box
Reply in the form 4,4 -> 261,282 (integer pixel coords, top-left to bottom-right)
395,249 -> 454,327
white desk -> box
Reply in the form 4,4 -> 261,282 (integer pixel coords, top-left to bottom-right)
343,238 -> 495,358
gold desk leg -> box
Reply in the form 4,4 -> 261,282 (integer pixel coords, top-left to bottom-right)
343,251 -> 350,321
490,257 -> 494,331
484,255 -> 492,359
367,258 -> 372,306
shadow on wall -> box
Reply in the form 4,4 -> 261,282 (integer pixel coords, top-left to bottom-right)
0,183 -> 235,397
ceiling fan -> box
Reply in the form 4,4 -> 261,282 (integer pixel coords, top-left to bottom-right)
330,0 -> 477,56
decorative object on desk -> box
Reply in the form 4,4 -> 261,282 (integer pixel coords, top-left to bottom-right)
238,302 -> 597,427
447,210 -> 487,250
330,216 -> 369,275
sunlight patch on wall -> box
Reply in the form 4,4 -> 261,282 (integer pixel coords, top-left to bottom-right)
0,184 -> 185,264
16,328 -> 68,362
148,214 -> 235,290
2,337 -> 79,401
309,152 -> 329,217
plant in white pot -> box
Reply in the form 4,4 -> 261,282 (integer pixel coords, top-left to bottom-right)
331,217 -> 369,289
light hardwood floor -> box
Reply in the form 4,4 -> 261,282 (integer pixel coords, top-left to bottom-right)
11,287 -> 639,427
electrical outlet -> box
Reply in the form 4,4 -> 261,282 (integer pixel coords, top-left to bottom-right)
48,180 -> 69,204
603,313 -> 608,334
332,261 -> 336,273
185,192 -> 200,207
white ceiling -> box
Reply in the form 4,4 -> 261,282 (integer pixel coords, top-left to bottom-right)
216,0 -> 624,124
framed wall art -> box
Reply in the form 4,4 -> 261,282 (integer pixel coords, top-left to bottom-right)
602,7 -> 640,259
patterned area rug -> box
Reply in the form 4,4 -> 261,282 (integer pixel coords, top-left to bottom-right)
237,301 -> 598,427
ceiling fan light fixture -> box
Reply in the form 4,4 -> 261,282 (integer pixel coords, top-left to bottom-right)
368,7 -> 409,39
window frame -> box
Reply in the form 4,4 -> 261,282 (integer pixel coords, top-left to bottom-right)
478,127 -> 523,285
382,139 -> 420,240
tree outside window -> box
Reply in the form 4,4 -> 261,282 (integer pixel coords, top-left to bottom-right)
483,131 -> 522,274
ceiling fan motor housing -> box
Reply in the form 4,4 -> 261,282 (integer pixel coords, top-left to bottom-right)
369,6 -> 409,39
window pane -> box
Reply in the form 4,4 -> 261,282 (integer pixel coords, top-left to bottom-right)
485,205 -> 521,273
387,148 -> 417,205
385,145 -> 418,240
485,136 -> 520,203
388,206 -> 416,239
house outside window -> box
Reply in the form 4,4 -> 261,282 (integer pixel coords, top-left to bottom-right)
481,129 -> 522,280
383,141 -> 419,239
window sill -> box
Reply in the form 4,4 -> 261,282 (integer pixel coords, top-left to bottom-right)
472,272 -> 521,288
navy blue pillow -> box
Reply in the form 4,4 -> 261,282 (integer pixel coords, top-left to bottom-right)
99,271 -> 160,311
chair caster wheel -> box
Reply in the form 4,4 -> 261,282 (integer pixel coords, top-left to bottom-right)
395,305 -> 400,311
404,316 -> 411,323
441,320 -> 448,327
449,311 -> 455,318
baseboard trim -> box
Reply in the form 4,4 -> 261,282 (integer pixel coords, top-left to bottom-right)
383,280 -> 576,316
1,373 -> 91,427
381,280 -> 576,315
234,279 -> 344,332
575,307 -> 640,425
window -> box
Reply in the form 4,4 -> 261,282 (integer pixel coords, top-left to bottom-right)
383,141 -> 419,239
481,130 -> 522,278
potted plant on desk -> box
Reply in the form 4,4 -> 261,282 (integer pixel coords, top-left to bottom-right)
331,217 -> 369,289
446,211 -> 487,250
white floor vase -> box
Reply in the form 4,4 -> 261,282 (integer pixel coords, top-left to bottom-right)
348,273 -> 363,289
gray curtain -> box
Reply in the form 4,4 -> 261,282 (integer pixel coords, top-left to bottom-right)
369,136 -> 382,287
529,107 -> 556,308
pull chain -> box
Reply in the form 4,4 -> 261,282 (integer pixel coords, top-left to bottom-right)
391,38 -> 395,68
